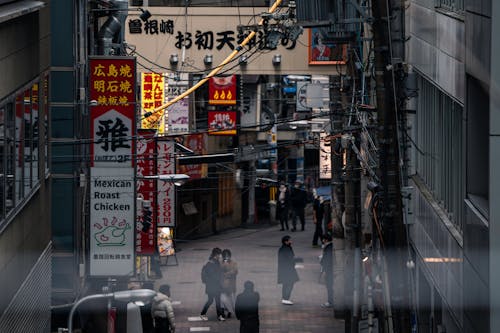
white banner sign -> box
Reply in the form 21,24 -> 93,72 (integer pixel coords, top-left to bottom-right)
319,132 -> 331,179
90,167 -> 135,276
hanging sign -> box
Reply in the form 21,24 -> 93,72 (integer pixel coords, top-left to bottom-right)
89,56 -> 136,168
208,111 -> 237,135
208,75 -> 237,105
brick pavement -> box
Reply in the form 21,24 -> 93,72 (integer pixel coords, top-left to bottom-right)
154,213 -> 346,333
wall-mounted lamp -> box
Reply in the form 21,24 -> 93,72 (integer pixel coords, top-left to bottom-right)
204,54 -> 213,66
139,8 -> 152,22
170,54 -> 179,66
272,54 -> 281,66
239,55 -> 248,66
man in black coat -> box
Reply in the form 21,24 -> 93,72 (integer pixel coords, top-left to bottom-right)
235,280 -> 260,333
200,248 -> 225,321
320,233 -> 334,308
277,235 -> 299,305
290,180 -> 307,231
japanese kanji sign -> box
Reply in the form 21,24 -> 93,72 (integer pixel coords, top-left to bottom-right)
141,72 -> 165,130
136,129 -> 157,255
157,139 -> 176,227
209,75 -> 237,105
208,111 -> 237,135
89,57 -> 136,168
319,132 -> 331,179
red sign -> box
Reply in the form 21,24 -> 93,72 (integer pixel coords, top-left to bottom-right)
208,75 -> 237,105
208,111 -> 237,135
177,134 -> 207,179
89,57 -> 136,167
157,139 -> 176,227
136,129 -> 157,255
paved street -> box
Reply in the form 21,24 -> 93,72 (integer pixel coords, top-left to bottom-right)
155,214 -> 345,333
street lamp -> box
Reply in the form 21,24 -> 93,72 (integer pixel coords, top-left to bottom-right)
140,174 -> 190,186
67,289 -> 156,333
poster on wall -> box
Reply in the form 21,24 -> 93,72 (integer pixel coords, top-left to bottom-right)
167,73 -> 189,133
90,167 -> 135,276
308,28 -> 346,65
89,57 -> 136,168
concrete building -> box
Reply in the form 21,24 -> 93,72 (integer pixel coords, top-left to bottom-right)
406,0 -> 498,331
0,0 -> 51,331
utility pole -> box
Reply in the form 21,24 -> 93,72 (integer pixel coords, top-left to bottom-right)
342,49 -> 362,333
371,0 -> 409,331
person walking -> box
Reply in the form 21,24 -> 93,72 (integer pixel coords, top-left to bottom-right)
277,235 -> 299,305
290,180 -> 307,231
220,248 -> 238,319
151,284 -> 176,333
312,190 -> 324,247
277,181 -> 290,231
320,233 -> 334,308
235,280 -> 260,333
200,248 -> 225,321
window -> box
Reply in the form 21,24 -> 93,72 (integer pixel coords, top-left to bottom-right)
0,76 -> 47,224
415,75 -> 465,230
435,0 -> 464,13
149,0 -> 277,7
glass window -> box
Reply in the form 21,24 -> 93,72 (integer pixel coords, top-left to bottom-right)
5,101 -> 16,214
149,0 -> 275,6
32,83 -> 39,185
15,93 -> 24,202
23,89 -> 32,193
0,105 -> 4,219
43,73 -> 49,174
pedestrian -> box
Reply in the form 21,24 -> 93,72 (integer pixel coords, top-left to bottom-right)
220,248 -> 238,319
200,248 -> 225,321
140,281 -> 155,333
235,280 -> 260,333
290,180 -> 307,231
312,190 -> 324,247
277,181 -> 290,231
320,233 -> 334,308
277,235 -> 299,305
151,284 -> 176,333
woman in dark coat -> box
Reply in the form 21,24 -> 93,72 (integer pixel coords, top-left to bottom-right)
277,235 -> 299,304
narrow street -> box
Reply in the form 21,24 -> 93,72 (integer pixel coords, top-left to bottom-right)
155,213 -> 345,333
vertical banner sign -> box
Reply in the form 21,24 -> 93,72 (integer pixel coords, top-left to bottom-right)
136,129 -> 157,255
209,75 -> 237,105
208,111 -> 237,135
90,167 -> 135,276
157,139 -> 176,227
89,56 -> 136,276
141,72 -> 165,130
89,57 -> 136,168
167,73 -> 189,133
319,132 -> 331,179
177,134 -> 207,179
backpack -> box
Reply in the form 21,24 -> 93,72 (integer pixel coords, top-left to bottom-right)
201,262 -> 210,283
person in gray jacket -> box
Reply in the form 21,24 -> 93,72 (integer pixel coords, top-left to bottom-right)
151,284 -> 176,333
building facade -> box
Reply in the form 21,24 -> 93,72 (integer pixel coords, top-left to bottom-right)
0,1 -> 51,332
407,0 -> 497,332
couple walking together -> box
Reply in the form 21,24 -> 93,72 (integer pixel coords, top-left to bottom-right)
200,248 -> 237,321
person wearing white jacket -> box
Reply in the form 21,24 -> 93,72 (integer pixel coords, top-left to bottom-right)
151,284 -> 176,333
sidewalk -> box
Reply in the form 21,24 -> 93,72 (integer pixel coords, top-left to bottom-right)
155,213 -> 346,332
